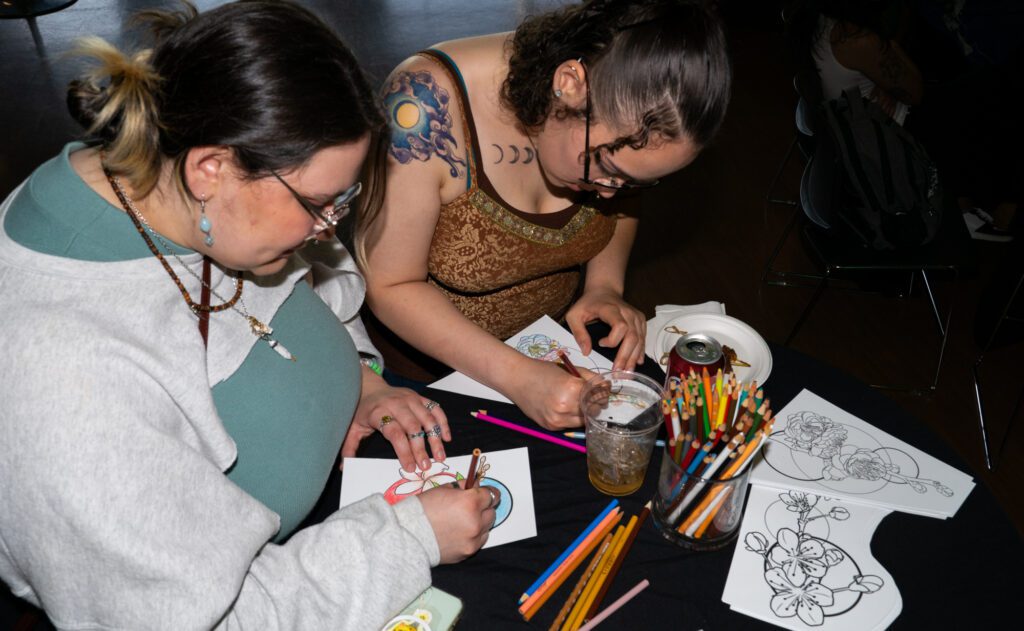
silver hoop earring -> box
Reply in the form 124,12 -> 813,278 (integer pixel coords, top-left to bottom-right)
198,196 -> 214,247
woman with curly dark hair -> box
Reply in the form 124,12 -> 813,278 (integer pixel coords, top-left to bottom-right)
358,0 -> 731,429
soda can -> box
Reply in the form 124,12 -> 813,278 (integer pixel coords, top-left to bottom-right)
666,333 -> 726,386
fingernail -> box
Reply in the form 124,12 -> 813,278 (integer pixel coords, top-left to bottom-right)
421,458 -> 430,470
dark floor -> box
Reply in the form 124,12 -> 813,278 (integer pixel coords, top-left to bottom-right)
2,0 -> 1021,625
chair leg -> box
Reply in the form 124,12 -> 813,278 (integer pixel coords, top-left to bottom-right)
764,136 -> 799,207
762,205 -> 803,284
784,269 -> 830,346
920,271 -> 946,338
973,358 -> 996,470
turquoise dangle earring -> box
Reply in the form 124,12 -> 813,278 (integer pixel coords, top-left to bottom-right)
198,195 -> 214,247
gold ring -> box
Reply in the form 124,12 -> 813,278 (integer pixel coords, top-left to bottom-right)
378,415 -> 394,431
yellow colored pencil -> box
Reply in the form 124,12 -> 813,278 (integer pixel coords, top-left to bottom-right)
564,524 -> 626,631
548,533 -> 613,631
519,509 -> 622,621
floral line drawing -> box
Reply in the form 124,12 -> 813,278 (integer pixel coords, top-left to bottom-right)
515,334 -> 602,370
744,491 -> 883,626
765,410 -> 954,497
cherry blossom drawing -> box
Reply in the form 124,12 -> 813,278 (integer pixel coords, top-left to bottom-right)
744,491 -> 884,626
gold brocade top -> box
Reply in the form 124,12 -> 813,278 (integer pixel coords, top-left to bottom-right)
421,49 -> 616,340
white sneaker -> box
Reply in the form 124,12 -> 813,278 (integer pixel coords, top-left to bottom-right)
963,209 -> 1013,242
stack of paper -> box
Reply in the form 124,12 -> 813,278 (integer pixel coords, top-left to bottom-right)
722,486 -> 901,631
722,389 -> 975,629
749,389 -> 975,519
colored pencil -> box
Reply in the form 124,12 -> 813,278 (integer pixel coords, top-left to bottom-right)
583,502 -> 650,623
563,432 -> 665,448
557,349 -> 582,378
566,524 -> 628,630
472,410 -> 587,454
519,499 -> 618,604
577,579 -> 650,631
465,448 -> 481,488
549,533 -> 613,631
520,509 -> 623,620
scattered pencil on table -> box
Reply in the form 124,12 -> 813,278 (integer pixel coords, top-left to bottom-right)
659,369 -> 774,541
518,500 -> 649,626
577,579 -> 650,631
471,410 -> 587,454
563,432 -> 665,448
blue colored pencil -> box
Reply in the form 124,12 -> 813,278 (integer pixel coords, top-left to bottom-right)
518,499 -> 619,604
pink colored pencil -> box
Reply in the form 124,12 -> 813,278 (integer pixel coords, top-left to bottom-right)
471,410 -> 587,454
577,579 -> 650,631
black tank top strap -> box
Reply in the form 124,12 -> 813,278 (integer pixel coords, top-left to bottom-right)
418,49 -> 481,190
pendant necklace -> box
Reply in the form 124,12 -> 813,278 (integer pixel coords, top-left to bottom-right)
105,169 -> 296,361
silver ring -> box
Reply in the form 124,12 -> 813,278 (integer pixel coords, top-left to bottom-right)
486,486 -> 499,509
424,400 -> 440,412
408,431 -> 425,439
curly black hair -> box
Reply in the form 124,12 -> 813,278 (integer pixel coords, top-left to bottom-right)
501,0 -> 731,150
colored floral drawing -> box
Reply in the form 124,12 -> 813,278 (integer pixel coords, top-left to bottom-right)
766,410 -> 954,496
383,461 -> 460,505
744,491 -> 883,626
516,334 -> 563,362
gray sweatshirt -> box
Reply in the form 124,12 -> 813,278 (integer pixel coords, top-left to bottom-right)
0,182 -> 440,629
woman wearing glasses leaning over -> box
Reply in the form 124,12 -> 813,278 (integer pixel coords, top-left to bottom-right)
358,0 -> 732,428
0,2 -> 497,628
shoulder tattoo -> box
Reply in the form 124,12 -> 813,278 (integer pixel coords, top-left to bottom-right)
384,70 -> 468,178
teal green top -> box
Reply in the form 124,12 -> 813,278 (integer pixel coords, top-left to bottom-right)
6,143 -> 360,540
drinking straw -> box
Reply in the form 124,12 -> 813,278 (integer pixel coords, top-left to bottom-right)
471,410 -> 587,455
565,524 -> 628,630
583,502 -> 651,623
576,579 -> 650,631
465,448 -> 481,488
548,533 -> 613,631
520,510 -> 623,620
519,499 -> 619,603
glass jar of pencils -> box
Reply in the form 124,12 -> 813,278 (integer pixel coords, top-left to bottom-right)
651,447 -> 753,551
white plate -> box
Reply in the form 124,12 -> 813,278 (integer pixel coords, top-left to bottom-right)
654,313 -> 773,385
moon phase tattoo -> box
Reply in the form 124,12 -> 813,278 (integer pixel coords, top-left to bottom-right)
492,144 -> 536,165
384,70 -> 467,178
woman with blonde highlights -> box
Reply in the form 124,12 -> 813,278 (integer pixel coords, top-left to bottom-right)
0,2 -> 497,628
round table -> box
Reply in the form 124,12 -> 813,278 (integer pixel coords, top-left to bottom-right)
334,340 -> 1022,629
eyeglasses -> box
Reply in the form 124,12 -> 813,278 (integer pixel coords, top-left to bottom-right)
578,63 -> 659,191
272,171 -> 362,230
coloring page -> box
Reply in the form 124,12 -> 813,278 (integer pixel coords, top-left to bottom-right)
340,447 -> 536,548
750,390 -> 974,518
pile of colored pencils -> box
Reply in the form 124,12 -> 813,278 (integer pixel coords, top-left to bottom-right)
658,369 -> 774,540
517,500 -> 650,630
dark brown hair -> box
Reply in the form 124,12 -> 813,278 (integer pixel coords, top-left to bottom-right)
501,0 -> 732,151
67,0 -> 383,197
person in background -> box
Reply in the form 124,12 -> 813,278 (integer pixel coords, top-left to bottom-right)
357,0 -> 732,429
0,2 -> 496,629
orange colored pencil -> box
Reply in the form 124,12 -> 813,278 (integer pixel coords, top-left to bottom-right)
583,502 -> 651,623
519,509 -> 623,620
548,533 -> 613,631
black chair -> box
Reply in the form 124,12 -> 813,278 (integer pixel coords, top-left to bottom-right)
0,1 -> 78,55
763,77 -> 974,393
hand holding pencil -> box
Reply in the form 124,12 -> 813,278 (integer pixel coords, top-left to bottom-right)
503,357 -> 595,430
418,448 -> 499,563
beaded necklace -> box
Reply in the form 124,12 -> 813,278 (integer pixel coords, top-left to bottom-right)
105,169 -> 296,361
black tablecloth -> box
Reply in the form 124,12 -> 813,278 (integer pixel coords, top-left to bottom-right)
325,336 -> 1022,629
